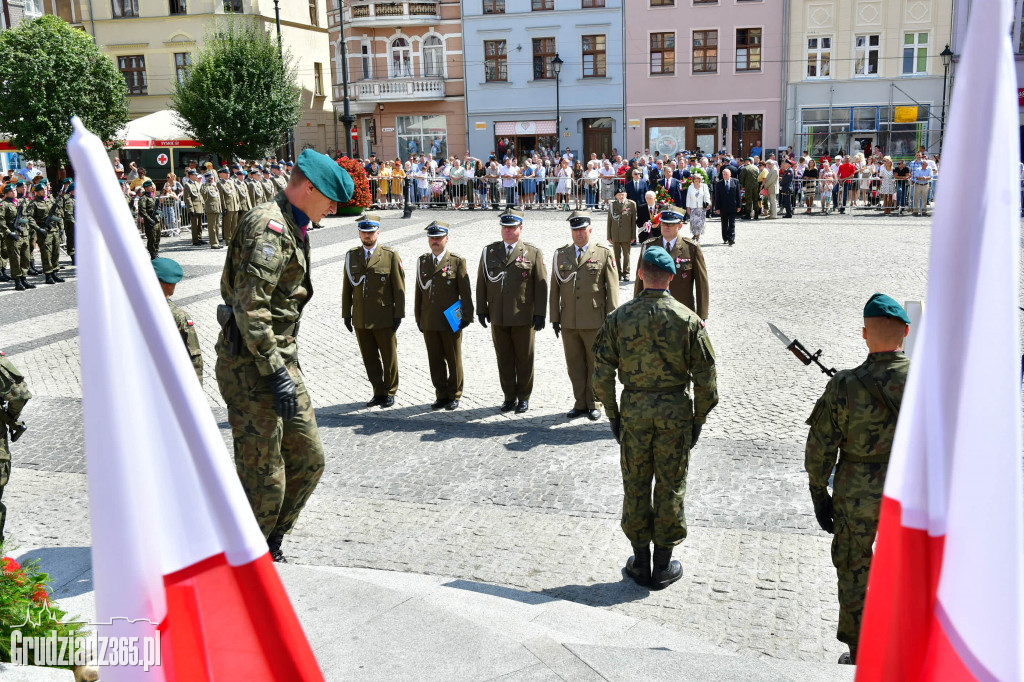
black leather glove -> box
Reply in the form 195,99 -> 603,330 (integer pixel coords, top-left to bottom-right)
458,318 -> 470,331
417,322 -> 424,333
7,231 -> 18,241
552,322 -> 561,338
393,318 -> 402,332
609,417 -> 621,444
343,317 -> 353,333
266,366 -> 298,421
533,315 -> 545,332
691,423 -> 703,447
810,488 -> 834,534
478,313 -> 489,328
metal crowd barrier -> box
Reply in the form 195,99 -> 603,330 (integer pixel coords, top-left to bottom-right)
364,175 -> 632,211
790,177 -> 934,216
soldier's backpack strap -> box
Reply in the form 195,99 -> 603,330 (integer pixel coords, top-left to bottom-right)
853,365 -> 900,421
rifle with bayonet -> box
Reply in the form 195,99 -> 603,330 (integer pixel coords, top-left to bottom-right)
767,322 -> 837,377
6,200 -> 25,242
37,185 -> 66,239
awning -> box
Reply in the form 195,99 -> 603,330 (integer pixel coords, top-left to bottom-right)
116,110 -> 200,149
494,120 -> 557,136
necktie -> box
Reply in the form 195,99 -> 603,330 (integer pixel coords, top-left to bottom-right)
576,247 -> 583,263
506,244 -> 512,257
434,256 -> 439,267
365,249 -> 371,261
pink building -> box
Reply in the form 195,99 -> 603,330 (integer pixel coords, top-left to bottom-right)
624,0 -> 785,159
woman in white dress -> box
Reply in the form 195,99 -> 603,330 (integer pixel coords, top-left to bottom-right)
878,156 -> 896,215
555,159 -> 572,209
685,174 -> 711,242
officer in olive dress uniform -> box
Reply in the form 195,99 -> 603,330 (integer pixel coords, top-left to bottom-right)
606,189 -> 637,281
633,209 -> 709,320
414,221 -> 474,410
271,164 -> 288,193
804,293 -> 911,665
1,182 -> 35,291
217,167 -> 241,244
182,169 -> 205,245
284,161 -> 294,182
28,182 -> 64,283
152,257 -> 203,384
593,246 -> 718,591
261,168 -> 277,201
233,168 -> 251,223
247,169 -> 266,208
550,211 -> 619,420
201,171 -> 223,249
342,214 -> 406,408
475,209 -> 548,414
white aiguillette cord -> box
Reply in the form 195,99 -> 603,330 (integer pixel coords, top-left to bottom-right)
417,255 -> 434,291
345,250 -> 367,288
481,245 -> 506,284
552,248 -> 578,284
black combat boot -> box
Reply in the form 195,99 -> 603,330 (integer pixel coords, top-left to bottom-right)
0,267 -> 9,282
27,262 -> 39,276
267,533 -> 287,563
14,277 -> 25,291
44,273 -> 56,284
624,544 -> 651,586
20,277 -> 36,289
51,271 -> 65,283
650,545 -> 682,590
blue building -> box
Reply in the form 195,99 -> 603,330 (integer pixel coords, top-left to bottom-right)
462,0 -> 624,161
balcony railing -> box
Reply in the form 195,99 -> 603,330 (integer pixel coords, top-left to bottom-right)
347,1 -> 440,22
334,77 -> 445,102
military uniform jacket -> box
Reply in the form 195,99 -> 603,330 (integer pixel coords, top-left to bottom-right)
51,193 -> 68,229
218,178 -> 240,212
168,298 -> 203,382
261,178 -> 277,201
247,179 -> 265,207
475,241 -> 548,327
139,194 -> 160,229
549,242 -> 619,330
414,251 -> 474,333
0,353 -> 31,439
633,237 -> 710,319
234,178 -> 252,212
182,180 -> 202,214
201,182 -> 221,212
342,245 -> 406,330
805,351 -> 910,492
218,194 -> 313,376
606,199 -> 637,243
0,199 -> 30,239
61,195 -> 74,230
739,164 -> 760,191
27,197 -> 54,234
272,174 -> 288,193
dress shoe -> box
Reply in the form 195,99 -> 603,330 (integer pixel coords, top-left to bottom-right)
445,399 -> 459,411
27,266 -> 39,276
13,278 -> 25,291
380,396 -> 395,408
0,268 -> 9,282
500,399 -> 517,412
365,396 -> 385,408
212,244 -> 224,249
566,408 -> 588,419
624,544 -> 651,586
430,399 -> 447,410
515,400 -> 529,414
728,240 -> 735,246
587,409 -> 601,421
44,273 -> 56,284
51,272 -> 65,283
650,546 -> 682,590
20,277 -> 35,289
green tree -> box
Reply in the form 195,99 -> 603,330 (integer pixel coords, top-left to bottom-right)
172,21 -> 301,163
0,15 -> 129,177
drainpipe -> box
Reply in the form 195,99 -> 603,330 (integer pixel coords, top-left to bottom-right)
780,0 -> 790,151
621,0 -> 627,155
86,0 -> 97,41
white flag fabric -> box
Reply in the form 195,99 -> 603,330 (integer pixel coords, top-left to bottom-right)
856,0 -> 1024,679
69,118 -> 322,680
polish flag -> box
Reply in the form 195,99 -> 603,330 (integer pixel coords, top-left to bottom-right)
855,0 -> 1024,679
68,118 -> 323,680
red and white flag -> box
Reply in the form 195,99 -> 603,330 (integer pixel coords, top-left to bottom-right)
856,0 -> 1024,680
69,118 -> 323,680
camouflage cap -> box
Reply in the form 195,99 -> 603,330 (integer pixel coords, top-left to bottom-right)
151,257 -> 183,284
296,148 -> 354,203
642,246 -> 676,275
863,293 -> 911,324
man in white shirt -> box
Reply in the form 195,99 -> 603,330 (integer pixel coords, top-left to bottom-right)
498,160 -> 518,209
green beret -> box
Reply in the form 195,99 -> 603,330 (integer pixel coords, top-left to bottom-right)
296,148 -> 353,203
67,182 -> 75,191
62,177 -> 73,184
38,178 -> 48,185
32,183 -> 45,193
15,180 -> 24,187
3,184 -> 14,194
142,179 -> 154,188
863,293 -> 911,324
151,257 -> 183,284
642,246 -> 676,275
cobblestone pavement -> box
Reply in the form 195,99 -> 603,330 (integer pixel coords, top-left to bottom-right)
1,202 -> 949,663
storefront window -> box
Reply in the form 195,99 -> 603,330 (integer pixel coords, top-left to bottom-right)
798,105 -> 931,158
397,115 -> 448,161
648,125 -> 685,157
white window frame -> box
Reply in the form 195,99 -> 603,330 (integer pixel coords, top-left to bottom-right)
902,31 -> 929,75
853,33 -> 881,78
389,37 -> 413,79
421,34 -> 445,79
360,39 -> 373,80
805,35 -> 832,80
24,0 -> 44,16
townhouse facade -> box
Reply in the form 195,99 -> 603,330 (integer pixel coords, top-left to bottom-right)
328,0 -> 466,161
624,0 -> 786,160
462,0 -> 625,162
784,0 -> 953,159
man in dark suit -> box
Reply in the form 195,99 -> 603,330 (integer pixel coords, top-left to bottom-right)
714,168 -> 741,246
624,169 -> 648,207
664,166 -> 684,207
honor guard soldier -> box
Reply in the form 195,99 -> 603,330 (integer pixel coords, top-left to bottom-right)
261,168 -> 277,201
1,183 -> 35,290
138,179 -> 162,260
61,181 -> 76,265
414,221 -> 474,410
201,171 -> 223,249
270,163 -> 288,193
217,167 -> 241,244
593,246 -> 718,591
634,209 -> 709,320
215,148 -> 354,561
475,208 -> 548,414
606,188 -> 637,281
804,293 -> 911,665
247,168 -> 266,207
0,350 -> 31,544
28,182 -> 64,283
182,169 -> 204,245
153,257 -> 203,384
342,214 -> 406,408
284,161 -> 294,182
550,211 -> 619,420
233,168 -> 251,220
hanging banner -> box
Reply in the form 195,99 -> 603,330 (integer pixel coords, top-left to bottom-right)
894,106 -> 919,123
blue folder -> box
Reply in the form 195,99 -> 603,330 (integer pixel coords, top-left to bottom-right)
444,301 -> 463,333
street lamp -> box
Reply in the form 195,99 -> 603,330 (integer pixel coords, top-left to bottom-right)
940,44 -> 954,150
551,53 -> 564,156
337,0 -> 355,159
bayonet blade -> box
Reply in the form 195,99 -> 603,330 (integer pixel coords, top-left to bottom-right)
767,322 -> 792,347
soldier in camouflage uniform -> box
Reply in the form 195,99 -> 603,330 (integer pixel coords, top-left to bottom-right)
215,149 -> 353,561
0,351 -> 31,544
593,246 -> 718,590
60,181 -> 75,265
138,179 -> 162,260
153,258 -> 203,384
1,183 -> 36,291
804,292 -> 911,665
27,182 -> 64,284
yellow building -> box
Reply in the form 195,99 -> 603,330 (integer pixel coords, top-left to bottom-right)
79,0 -> 335,156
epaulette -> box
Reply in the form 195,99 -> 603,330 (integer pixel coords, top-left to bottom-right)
595,242 -> 611,249
641,237 -> 659,246
523,241 -> 539,250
